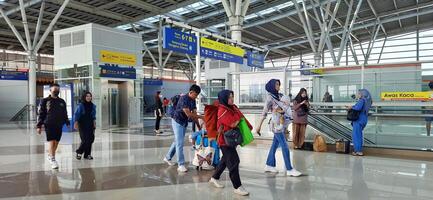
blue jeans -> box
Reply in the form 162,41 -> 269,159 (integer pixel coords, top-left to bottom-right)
266,132 -> 293,170
165,119 -> 186,166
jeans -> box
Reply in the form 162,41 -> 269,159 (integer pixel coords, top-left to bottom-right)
165,119 -> 186,166
212,146 -> 242,189
266,132 -> 293,171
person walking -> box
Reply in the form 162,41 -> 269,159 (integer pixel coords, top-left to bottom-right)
164,85 -> 202,173
154,91 -> 163,135
292,88 -> 310,149
209,90 -> 250,196
74,92 -> 96,160
37,83 -> 70,169
255,79 -> 302,177
347,89 -> 372,156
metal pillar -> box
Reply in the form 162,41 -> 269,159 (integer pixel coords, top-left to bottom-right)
195,32 -> 202,111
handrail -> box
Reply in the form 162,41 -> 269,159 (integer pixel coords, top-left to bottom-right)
10,105 -> 30,121
242,110 -> 433,118
239,101 -> 433,107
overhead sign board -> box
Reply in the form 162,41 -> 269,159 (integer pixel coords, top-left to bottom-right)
0,70 -> 28,80
143,78 -> 163,86
99,65 -> 136,79
200,37 -> 244,64
100,50 -> 136,66
247,51 -> 265,68
163,27 -> 197,55
381,91 -> 433,101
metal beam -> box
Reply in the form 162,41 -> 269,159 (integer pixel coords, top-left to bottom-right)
0,0 -> 42,19
18,0 -> 32,50
96,0 -> 122,10
366,0 -> 387,35
111,0 -> 200,27
32,0 -> 45,49
0,8 -> 28,51
268,2 -> 433,49
377,36 -> 387,64
35,0 -> 70,52
291,0 -> 317,53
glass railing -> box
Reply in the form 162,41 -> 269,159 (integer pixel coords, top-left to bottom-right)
240,102 -> 433,150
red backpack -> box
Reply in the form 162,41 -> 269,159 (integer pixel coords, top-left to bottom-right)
204,100 -> 220,139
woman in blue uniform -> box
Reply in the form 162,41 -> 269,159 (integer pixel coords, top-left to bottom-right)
347,89 -> 372,156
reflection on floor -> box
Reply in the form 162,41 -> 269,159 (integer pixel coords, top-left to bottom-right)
0,121 -> 433,200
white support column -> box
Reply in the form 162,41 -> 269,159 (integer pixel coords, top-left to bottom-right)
28,53 -> 37,120
195,32 -> 202,111
361,64 -> 365,88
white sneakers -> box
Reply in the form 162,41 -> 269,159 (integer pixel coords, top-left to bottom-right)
163,157 -> 175,166
47,155 -> 59,169
177,165 -> 188,173
287,169 -> 302,177
209,177 -> 224,188
234,186 -> 249,196
210,178 -> 248,196
264,165 -> 279,173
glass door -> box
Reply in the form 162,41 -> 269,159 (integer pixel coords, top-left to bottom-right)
108,85 -> 119,127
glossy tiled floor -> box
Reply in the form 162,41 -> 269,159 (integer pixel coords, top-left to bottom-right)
1,120 -> 433,200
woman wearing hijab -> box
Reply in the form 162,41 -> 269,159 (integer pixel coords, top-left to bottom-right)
74,92 -> 96,160
209,90 -> 251,196
154,91 -> 163,135
292,88 -> 310,149
347,89 -> 372,156
255,79 -> 302,177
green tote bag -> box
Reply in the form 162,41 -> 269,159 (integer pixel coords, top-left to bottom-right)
238,118 -> 254,147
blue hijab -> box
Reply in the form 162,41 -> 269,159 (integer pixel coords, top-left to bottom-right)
359,89 -> 372,113
265,79 -> 281,101
218,90 -> 234,108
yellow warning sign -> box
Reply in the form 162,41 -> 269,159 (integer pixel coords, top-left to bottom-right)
381,91 -> 433,101
100,50 -> 136,66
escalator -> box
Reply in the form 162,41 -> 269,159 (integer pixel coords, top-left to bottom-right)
308,110 -> 375,144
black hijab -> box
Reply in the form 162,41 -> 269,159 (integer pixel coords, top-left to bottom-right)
294,88 -> 309,112
81,92 -> 93,114
218,90 -> 234,109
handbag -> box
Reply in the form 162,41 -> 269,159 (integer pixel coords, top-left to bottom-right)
192,132 -> 215,170
297,109 -> 308,117
313,135 -> 327,152
335,139 -> 350,154
347,109 -> 361,121
223,127 -> 243,147
238,118 -> 254,147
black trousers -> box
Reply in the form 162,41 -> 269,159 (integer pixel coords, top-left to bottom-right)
212,146 -> 242,189
76,127 -> 95,157
155,114 -> 162,130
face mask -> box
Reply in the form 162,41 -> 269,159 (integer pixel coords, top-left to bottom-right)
52,90 -> 60,96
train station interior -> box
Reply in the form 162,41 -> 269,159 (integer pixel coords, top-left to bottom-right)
1,0 -> 433,199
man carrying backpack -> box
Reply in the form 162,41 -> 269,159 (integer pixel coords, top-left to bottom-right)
164,85 -> 203,173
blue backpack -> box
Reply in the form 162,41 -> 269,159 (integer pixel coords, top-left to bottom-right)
167,94 -> 181,117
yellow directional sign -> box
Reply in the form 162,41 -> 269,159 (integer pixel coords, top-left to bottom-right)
381,91 -> 433,101
200,37 -> 245,57
100,50 -> 136,66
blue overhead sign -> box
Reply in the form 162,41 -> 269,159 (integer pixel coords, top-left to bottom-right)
247,51 -> 265,68
0,70 -> 28,80
143,78 -> 163,86
163,27 -> 197,55
99,65 -> 136,79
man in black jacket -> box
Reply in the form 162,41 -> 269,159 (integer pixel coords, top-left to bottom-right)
37,83 -> 70,169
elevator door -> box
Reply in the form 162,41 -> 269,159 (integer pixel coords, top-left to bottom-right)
108,84 -> 120,127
